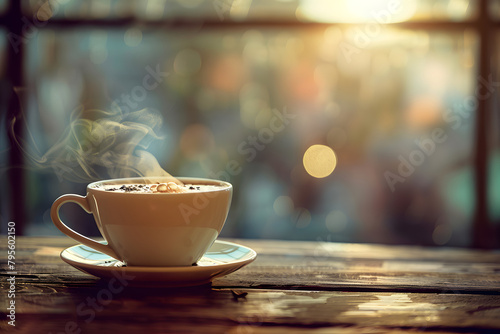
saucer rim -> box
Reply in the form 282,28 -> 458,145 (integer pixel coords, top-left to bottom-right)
60,240 -> 257,277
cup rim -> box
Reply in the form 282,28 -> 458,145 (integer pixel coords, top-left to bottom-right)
87,177 -> 232,193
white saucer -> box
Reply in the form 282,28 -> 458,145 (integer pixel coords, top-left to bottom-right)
60,240 -> 257,287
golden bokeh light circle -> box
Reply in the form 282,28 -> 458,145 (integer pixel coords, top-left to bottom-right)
303,145 -> 337,178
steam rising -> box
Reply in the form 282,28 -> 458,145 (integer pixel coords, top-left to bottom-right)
10,106 -> 177,183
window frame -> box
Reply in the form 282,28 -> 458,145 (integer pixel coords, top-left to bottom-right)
1,0 -> 498,247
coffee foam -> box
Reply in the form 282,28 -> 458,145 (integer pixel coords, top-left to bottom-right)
97,183 -> 223,194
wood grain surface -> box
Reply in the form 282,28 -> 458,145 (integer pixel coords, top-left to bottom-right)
1,237 -> 500,333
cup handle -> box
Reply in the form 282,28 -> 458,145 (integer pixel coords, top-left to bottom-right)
51,194 -> 120,260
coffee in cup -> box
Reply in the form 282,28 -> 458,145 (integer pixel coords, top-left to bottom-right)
51,177 -> 232,267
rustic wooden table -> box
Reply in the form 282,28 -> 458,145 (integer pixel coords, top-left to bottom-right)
1,237 -> 500,333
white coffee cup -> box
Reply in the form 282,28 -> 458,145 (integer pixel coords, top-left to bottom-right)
51,177 -> 232,267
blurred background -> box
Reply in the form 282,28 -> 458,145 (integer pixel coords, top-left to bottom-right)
1,0 -> 499,248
